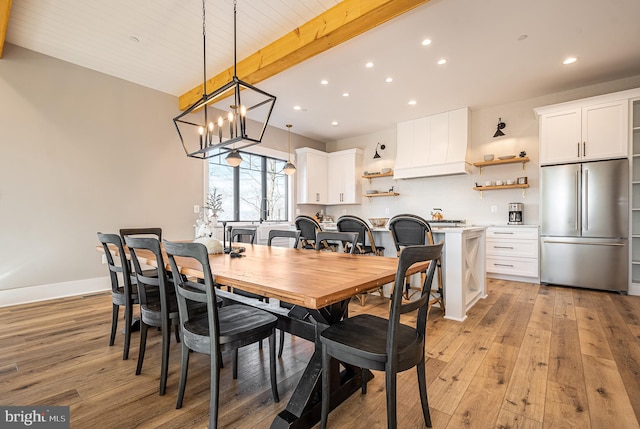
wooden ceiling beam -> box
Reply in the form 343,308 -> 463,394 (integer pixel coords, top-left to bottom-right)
179,0 -> 430,110
0,0 -> 12,58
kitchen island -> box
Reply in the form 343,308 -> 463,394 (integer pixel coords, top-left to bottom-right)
372,226 -> 487,322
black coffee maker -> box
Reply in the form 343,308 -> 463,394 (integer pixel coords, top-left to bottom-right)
508,202 -> 524,225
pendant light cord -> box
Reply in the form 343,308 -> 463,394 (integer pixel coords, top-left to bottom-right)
202,0 -> 208,126
233,0 -> 237,77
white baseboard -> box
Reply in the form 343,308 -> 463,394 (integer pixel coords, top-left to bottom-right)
0,277 -> 110,307
487,273 -> 540,284
629,283 -> 640,296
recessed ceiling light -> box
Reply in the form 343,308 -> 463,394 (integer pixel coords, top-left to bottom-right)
365,62 -> 374,68
437,58 -> 447,65
293,105 -> 302,111
129,36 -> 140,43
342,92 -> 350,97
320,79 -> 328,85
518,34 -> 528,41
421,39 -> 432,46
385,77 -> 393,83
331,121 -> 339,126
563,57 -> 577,65
408,100 -> 417,106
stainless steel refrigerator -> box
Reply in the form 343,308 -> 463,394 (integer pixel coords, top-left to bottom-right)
540,158 -> 629,292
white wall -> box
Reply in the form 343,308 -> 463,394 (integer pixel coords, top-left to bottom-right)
0,44 -> 324,305
323,75 -> 640,226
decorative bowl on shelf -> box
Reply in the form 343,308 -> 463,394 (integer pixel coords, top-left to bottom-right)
483,154 -> 495,161
498,155 -> 516,160
368,217 -> 389,228
365,190 -> 379,194
381,168 -> 392,173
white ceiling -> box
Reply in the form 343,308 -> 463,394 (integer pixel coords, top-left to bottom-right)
6,0 -> 640,142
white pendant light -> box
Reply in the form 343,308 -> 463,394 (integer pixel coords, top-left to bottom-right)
283,124 -> 296,176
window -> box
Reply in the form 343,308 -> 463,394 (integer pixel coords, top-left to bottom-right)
208,150 -> 290,222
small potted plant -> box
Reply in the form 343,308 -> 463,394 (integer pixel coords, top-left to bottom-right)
204,188 -> 224,225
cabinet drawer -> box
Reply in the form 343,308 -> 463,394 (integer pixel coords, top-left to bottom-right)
486,257 -> 539,278
487,227 -> 539,240
486,239 -> 538,258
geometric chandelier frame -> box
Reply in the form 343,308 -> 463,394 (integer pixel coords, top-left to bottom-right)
173,0 -> 276,161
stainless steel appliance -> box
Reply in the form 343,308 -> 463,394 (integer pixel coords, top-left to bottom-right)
508,202 -> 524,225
540,159 -> 628,292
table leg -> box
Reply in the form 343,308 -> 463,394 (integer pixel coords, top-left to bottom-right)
270,299 -> 372,429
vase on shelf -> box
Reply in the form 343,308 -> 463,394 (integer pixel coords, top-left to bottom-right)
207,210 -> 219,227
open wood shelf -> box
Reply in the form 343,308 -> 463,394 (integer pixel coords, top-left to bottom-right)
363,192 -> 399,198
362,171 -> 394,179
473,184 -> 529,191
472,156 -> 529,168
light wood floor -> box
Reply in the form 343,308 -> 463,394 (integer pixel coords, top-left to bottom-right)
2,279 -> 640,428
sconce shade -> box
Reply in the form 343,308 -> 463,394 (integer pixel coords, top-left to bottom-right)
493,118 -> 506,138
225,149 -> 243,167
373,142 -> 386,159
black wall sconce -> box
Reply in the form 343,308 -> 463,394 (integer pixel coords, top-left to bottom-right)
493,118 -> 506,138
373,142 -> 386,159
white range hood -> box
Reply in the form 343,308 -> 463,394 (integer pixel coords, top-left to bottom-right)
394,107 -> 471,179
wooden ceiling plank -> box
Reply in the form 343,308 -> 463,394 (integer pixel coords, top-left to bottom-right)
179,0 -> 430,110
0,0 -> 12,58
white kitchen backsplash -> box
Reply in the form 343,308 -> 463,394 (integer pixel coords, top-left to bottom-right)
323,100 -> 541,226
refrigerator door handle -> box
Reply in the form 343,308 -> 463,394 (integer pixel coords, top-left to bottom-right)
575,170 -> 580,231
543,240 -> 625,246
583,168 -> 588,231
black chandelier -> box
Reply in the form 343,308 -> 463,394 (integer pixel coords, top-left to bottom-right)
173,0 -> 277,166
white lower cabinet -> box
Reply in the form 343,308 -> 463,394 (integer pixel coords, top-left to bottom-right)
486,226 -> 539,282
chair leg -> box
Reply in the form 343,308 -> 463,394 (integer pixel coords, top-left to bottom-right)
159,321 -> 171,396
361,368 -> 367,394
123,303 -> 132,360
269,331 -> 279,403
210,344 -> 221,429
416,356 -> 432,427
136,322 -> 148,375
320,346 -> 331,429
436,258 -> 445,312
173,323 -> 181,343
232,348 -> 238,379
109,304 -> 119,347
385,370 -> 397,429
176,342 -> 190,409
278,329 -> 285,358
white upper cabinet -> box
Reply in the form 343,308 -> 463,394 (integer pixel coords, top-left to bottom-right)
296,148 -> 362,205
394,107 -> 471,179
295,147 -> 328,204
537,98 -> 629,165
327,149 -> 362,205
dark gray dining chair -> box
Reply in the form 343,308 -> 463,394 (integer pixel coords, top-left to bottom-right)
119,227 -> 162,242
336,215 -> 386,305
336,214 -> 384,256
267,229 -> 302,357
124,236 -> 183,396
320,243 -> 443,429
315,231 -> 358,254
163,240 -> 279,429
229,227 -> 256,244
388,214 -> 444,315
97,232 -> 139,360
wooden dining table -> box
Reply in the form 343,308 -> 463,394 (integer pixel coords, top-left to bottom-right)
99,241 -> 429,429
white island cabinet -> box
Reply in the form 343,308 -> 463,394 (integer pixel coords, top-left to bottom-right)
432,226 -> 487,322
